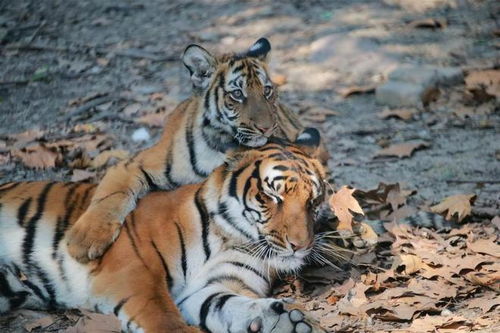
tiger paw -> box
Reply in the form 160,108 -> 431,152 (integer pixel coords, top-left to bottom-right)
66,210 -> 122,263
235,298 -> 326,333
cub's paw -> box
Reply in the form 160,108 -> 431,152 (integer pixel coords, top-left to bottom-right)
236,298 -> 326,333
66,211 -> 122,263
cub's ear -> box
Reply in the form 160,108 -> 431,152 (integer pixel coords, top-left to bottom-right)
294,127 -> 321,156
182,44 -> 217,91
246,37 -> 271,62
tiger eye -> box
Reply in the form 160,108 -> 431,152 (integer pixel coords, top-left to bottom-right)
264,86 -> 273,96
231,89 -> 243,99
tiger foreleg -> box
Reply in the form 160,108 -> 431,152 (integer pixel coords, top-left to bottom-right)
178,286 -> 325,333
67,149 -> 168,263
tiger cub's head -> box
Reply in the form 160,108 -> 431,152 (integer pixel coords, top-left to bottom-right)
221,129 -> 327,271
183,38 -> 279,147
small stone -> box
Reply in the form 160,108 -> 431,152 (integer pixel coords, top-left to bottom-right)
132,127 -> 150,142
376,81 -> 426,108
434,67 -> 463,86
388,65 -> 438,87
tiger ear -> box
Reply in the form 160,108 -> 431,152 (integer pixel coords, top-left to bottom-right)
182,44 -> 217,91
294,128 -> 321,157
246,37 -> 271,62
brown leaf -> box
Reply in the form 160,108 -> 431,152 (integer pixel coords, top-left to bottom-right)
467,292 -> 500,313
467,237 -> 500,258
13,144 -> 60,169
329,186 -> 364,232
71,169 -> 96,182
430,193 -> 476,222
375,141 -> 430,158
272,74 -> 287,86
63,310 -> 120,333
338,84 -> 376,98
393,254 -> 426,275
377,108 -> 417,121
24,316 -> 55,332
136,111 -> 168,127
300,106 -> 339,124
465,69 -> 500,99
407,17 -> 447,29
90,149 -> 129,169
0,153 -> 10,165
409,315 -> 471,332
122,103 -> 142,117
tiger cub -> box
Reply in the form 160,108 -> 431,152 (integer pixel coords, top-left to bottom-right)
0,140 -> 327,333
66,37 -> 328,263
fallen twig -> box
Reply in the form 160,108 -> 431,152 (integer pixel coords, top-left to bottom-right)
63,95 -> 115,121
0,80 -> 30,86
26,20 -> 46,45
115,48 -> 177,62
446,179 -> 500,184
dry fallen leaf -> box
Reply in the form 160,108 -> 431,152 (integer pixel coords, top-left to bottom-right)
329,186 -> 364,232
300,106 -> 339,124
375,141 -> 430,158
377,108 -> 417,121
90,149 -> 129,169
338,84 -> 377,98
465,69 -> 500,99
24,316 -> 55,332
71,169 -> 96,182
407,17 -> 447,29
467,292 -> 500,313
430,193 -> 476,222
63,310 -> 120,333
272,74 -> 287,86
409,315 -> 471,332
136,111 -> 168,127
467,237 -> 500,258
13,144 -> 61,169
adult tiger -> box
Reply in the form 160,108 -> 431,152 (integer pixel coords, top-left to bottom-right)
66,37 -> 329,263
0,141 -> 327,333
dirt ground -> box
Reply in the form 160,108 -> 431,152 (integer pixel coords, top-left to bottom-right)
0,0 -> 499,332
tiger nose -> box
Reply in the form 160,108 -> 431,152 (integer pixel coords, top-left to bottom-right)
287,237 -> 312,251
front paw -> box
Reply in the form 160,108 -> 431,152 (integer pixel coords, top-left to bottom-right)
66,211 -> 121,263
241,299 -> 326,333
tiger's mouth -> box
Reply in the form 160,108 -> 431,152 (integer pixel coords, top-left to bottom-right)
235,125 -> 276,147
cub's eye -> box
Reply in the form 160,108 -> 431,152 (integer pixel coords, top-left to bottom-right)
230,89 -> 243,100
264,86 -> 273,97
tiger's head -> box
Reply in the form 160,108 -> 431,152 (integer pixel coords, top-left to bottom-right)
183,38 -> 279,148
214,128 -> 327,272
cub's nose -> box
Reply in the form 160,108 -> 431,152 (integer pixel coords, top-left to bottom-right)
287,236 -> 313,252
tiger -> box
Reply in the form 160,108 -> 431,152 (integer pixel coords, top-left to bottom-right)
66,37 -> 329,264
0,140 -> 329,333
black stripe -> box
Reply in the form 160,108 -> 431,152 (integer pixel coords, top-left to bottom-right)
17,198 -> 32,226
225,261 -> 269,284
214,294 -> 235,311
0,271 -> 16,296
164,150 -> 180,189
199,292 -> 221,332
206,275 -> 260,296
151,241 -> 173,291
186,116 -> 209,178
140,167 -> 159,191
194,188 -> 211,261
22,280 -> 46,301
52,183 -> 79,258
79,185 -> 95,210
217,202 -> 253,239
175,222 -> 187,279
124,223 -> 150,269
113,297 -> 130,316
22,182 -> 55,270
228,165 -> 247,200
